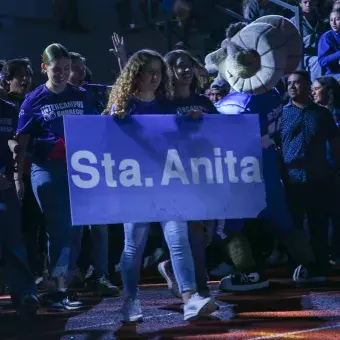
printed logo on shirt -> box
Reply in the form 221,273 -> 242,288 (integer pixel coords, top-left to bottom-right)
41,101 -> 84,121
177,105 -> 207,115
0,117 -> 13,133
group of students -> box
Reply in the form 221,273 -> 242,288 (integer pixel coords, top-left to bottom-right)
243,0 -> 340,82
1,27 -> 340,323
0,42 -> 229,321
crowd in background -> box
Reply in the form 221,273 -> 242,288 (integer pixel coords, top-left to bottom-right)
2,0 -> 340,322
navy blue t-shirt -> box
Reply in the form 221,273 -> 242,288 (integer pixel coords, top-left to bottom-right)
110,96 -> 176,115
0,99 -> 18,173
173,94 -> 218,115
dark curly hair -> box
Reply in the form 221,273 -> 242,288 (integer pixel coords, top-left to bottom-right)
0,58 -> 33,91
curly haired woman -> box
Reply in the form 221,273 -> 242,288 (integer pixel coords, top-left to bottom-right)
103,49 -> 217,323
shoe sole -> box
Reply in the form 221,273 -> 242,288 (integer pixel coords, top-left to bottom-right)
219,280 -> 270,292
49,305 -> 83,312
157,262 -> 181,298
184,299 -> 218,321
293,277 -> 325,283
122,316 -> 143,323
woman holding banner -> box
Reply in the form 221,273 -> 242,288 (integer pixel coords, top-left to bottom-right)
14,43 -> 97,310
103,49 -> 217,322
158,49 -> 218,299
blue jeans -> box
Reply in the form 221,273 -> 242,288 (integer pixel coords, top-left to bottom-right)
0,185 -> 36,300
305,56 -> 322,82
121,221 -> 196,299
31,160 -> 82,279
68,225 -> 109,279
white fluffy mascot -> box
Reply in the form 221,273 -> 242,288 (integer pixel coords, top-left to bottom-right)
205,16 -> 319,291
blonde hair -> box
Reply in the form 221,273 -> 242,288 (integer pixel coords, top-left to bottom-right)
103,49 -> 173,117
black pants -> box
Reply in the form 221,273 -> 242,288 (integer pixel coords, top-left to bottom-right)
329,179 -> 340,259
286,180 -> 334,267
21,175 -> 46,276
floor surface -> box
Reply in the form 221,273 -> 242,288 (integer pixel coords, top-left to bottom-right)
2,276 -> 340,339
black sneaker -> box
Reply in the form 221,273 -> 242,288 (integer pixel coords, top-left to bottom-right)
41,291 -> 83,311
88,274 -> 120,297
51,296 -> 83,311
219,272 -> 269,292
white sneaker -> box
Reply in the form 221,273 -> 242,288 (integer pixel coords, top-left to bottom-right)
121,299 -> 143,323
292,265 -> 325,283
183,293 -> 217,321
158,260 -> 181,298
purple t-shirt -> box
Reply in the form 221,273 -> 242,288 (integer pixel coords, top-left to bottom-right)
17,83 -> 96,162
111,96 -> 176,115
0,99 -> 18,173
173,94 -> 218,115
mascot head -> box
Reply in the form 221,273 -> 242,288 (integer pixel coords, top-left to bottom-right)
205,15 -> 302,95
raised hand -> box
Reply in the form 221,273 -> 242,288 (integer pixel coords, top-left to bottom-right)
110,33 -> 127,61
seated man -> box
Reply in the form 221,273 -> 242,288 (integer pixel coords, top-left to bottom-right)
243,0 -> 272,22
290,0 -> 327,81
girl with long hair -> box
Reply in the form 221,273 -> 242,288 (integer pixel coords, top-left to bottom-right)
157,49 -> 218,300
104,49 -> 173,116
104,49 -> 216,322
164,49 -> 217,115
15,43 -> 96,310
312,76 -> 340,262
312,76 -> 340,121
318,8 -> 340,77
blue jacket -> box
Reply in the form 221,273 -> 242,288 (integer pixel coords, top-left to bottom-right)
318,30 -> 340,75
215,88 -> 283,137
